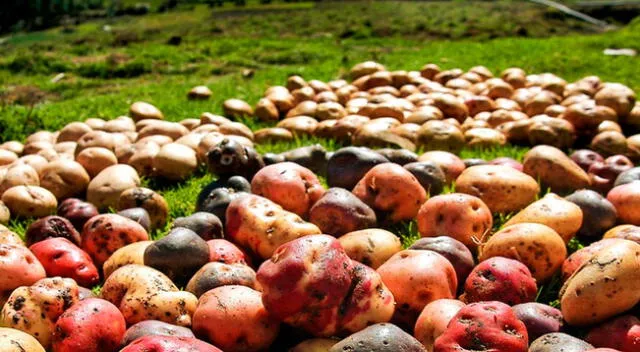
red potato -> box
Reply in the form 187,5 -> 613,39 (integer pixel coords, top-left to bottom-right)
121,320 -> 195,346
206,239 -> 251,265
81,214 -> 149,267
352,163 -> 427,222
586,315 -> 640,352
417,193 -> 492,250
51,298 -> 126,352
418,151 -> 466,184
192,285 -> 280,352
57,198 -> 98,232
377,250 -> 457,326
409,237 -> 474,288
29,238 -> 99,288
0,244 -> 46,292
251,162 -> 325,218
414,299 -> 465,352
434,301 -> 528,352
462,257 -> 537,306
121,336 -> 222,352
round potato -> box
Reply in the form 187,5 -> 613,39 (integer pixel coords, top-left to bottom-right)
0,244 -> 46,292
39,160 -> 90,200
117,187 -> 169,230
144,227 -> 209,285
86,164 -> 140,210
102,240 -> 153,279
338,229 -> 402,269
82,214 -> 149,267
153,143 -> 197,181
129,101 -> 164,121
75,146 -> 117,178
607,181 -> 640,225
309,188 -> 376,237
0,327 -> 45,352
186,262 -> 257,297
1,185 -> 57,218
409,236 -> 475,287
565,189 -> 617,239
0,164 -> 39,195
414,299 -> 465,352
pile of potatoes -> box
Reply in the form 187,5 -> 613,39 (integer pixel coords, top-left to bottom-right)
0,61 -> 639,352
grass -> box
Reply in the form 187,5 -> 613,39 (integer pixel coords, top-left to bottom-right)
1,1 -> 639,312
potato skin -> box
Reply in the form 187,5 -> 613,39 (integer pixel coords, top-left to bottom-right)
529,333 -> 593,352
352,163 -> 427,222
0,327 -> 45,352
414,299 -> 465,352
173,212 -> 223,240
206,239 -> 251,265
81,214 -> 149,267
29,238 -> 99,288
86,164 -> 140,211
560,240 -> 640,326
309,188 -> 377,237
329,323 -> 426,352
51,298 -> 126,352
326,147 -> 389,190
192,285 -> 280,352
462,257 -> 537,306
512,303 -> 563,341
102,240 -> 152,279
122,320 -> 195,346
290,338 -> 337,352
100,264 -> 198,327
523,145 -> 591,193
409,237 -> 474,286
417,193 -> 492,250
186,262 -> 257,297
338,229 -> 402,269
0,277 -> 79,348
586,315 -> 640,351
0,244 -> 46,292
566,190 -> 617,239
607,181 -> 640,225
121,336 -> 222,352
251,162 -> 325,218
56,199 -> 98,232
25,216 -> 82,247
1,185 -> 57,218
225,194 -> 321,259
117,187 -> 169,230
561,238 -> 624,281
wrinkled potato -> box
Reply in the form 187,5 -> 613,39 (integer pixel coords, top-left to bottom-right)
523,145 -> 591,193
417,193 -> 492,249
0,244 -> 46,292
86,164 -> 140,210
25,215 -> 81,246
1,186 -> 57,218
102,240 -> 153,279
75,146 -> 117,178
101,264 -> 198,326
225,194 -> 321,259
39,160 -> 90,200
414,299 -> 465,352
560,240 -> 640,326
456,164 -> 539,214
117,187 -> 169,230
81,214 -> 149,267
352,163 -> 427,222
480,223 -> 566,282
504,193 -> 583,243
0,327 -> 45,352
0,277 -> 79,348
338,229 -> 402,269
309,188 -> 377,237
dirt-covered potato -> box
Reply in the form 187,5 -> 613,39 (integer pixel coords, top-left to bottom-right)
607,181 -> 640,225
0,164 -> 39,195
414,299 -> 464,352
118,207 -> 152,232
326,146 -> 389,189
504,193 -> 583,243
25,215 -> 81,246
377,250 -> 457,325
565,189 -> 617,239
51,298 -> 126,352
186,262 -> 257,297
330,323 -> 425,352
417,193 -> 492,250
523,145 -> 591,193
251,162 -> 324,218
352,163 -> 426,222
562,239 -> 624,280
529,333 -> 593,352
39,160 -> 90,200
144,227 -> 209,285
456,164 -> 539,214
192,285 -> 279,352
0,229 -> 22,247
173,212 -> 223,240
462,256 -> 537,305
308,188 -> 376,237
122,320 -> 195,346
75,146 -> 117,178
512,303 -> 563,341
206,138 -> 264,180
0,327 -> 45,352
29,238 -> 99,288
86,164 -> 140,210
480,223 -> 566,282
338,229 -> 402,269
226,194 -> 321,259
57,198 -> 98,232
1,185 -> 57,218
0,277 -> 79,348
117,187 -> 169,230
560,240 -> 640,326
0,244 -> 46,292
81,213 -> 149,267
102,240 -> 153,279
206,239 -> 251,265
101,264 -> 198,326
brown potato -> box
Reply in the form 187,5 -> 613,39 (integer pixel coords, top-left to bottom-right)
480,223 -> 567,282
0,202 -> 9,225
129,142 -> 160,176
187,85 -> 212,100
456,164 -> 539,214
129,101 -> 164,121
152,143 -> 197,181
338,229 -> 402,269
223,98 -> 254,118
137,121 -> 188,141
277,116 -> 318,136
504,193 -> 583,243
117,187 -> 169,230
527,115 -> 576,149
603,224 -> 640,244
254,127 -> 293,144
594,83 -> 636,118
75,147 -> 117,178
57,122 -> 92,143
0,150 -> 18,167
1,185 -> 57,218
39,160 -> 90,200
102,240 -> 153,279
0,164 -> 39,195
464,128 -> 506,148
186,262 -> 257,297
523,145 -> 591,193
0,327 -> 45,352
591,131 -> 628,157
75,130 -> 116,155
86,164 -> 140,210
416,120 -> 465,153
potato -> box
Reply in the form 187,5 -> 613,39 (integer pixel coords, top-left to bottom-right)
56,198 -> 98,232
513,303 -> 563,341
377,250 -> 457,326
279,144 -> 329,176
571,149 -> 605,172
417,151 -> 465,184
456,164 -> 539,214
121,320 -> 195,346
404,161 -> 447,196
529,333 -> 593,352
118,207 -> 151,232
173,212 -> 223,240
604,224 -> 640,244
186,262 -> 257,297
188,85 -> 212,100
417,193 -> 492,250
560,240 -> 640,326
462,256 -> 537,305
29,238 -> 99,288
86,164 -> 140,210
74,131 -> 116,156
0,327 -> 45,352
206,239 -> 251,265
192,285 -> 279,352
226,194 -> 321,259
326,147 -> 389,189
39,160 -> 90,200
102,240 -> 153,279
0,229 -> 22,247
0,150 -> 18,167
586,315 -> 640,351
309,188 -> 377,237
196,176 -> 250,223
0,203 -> 9,225
144,227 -> 209,285
75,146 -> 117,178
565,189 -> 617,239
101,264 -> 197,326
352,163 -> 427,222
129,101 -> 164,121
255,98 -> 279,121
121,336 -> 222,352
0,164 -> 39,195
595,83 -> 636,118
480,223 -> 566,282
128,142 -> 160,176
81,214 -> 149,267
251,162 -> 325,218
409,237 -> 475,286
338,229 -> 402,269
205,138 -> 264,180
376,148 -> 418,166
562,239 -> 624,280
564,100 -> 618,134
1,185 -> 57,218
117,187 -> 169,230
607,181 -> 640,225
523,145 -> 591,193
416,120 -> 465,153
51,298 -> 126,352
25,216 -> 80,246
504,193 -> 582,243
254,127 -> 293,144
330,323 -> 425,352
0,277 -> 79,348
414,299 -> 465,352
615,167 -> 640,187
290,338 -> 337,352
151,143 -> 197,181
0,244 -> 46,292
